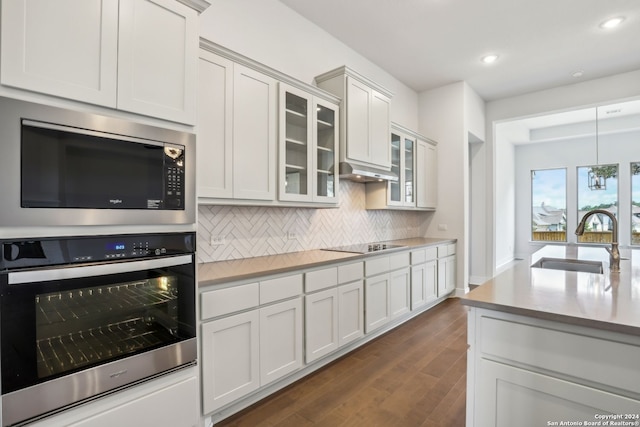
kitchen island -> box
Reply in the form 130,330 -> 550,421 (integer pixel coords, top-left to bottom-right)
461,245 -> 640,426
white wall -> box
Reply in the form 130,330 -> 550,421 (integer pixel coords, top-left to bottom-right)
199,0 -> 419,130
484,69 -> 640,277
418,82 -> 467,293
514,130 -> 640,257
465,83 -> 487,284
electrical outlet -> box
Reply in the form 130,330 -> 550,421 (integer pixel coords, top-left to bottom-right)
287,232 -> 297,240
210,235 -> 225,246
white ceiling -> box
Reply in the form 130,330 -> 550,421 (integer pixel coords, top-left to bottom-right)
278,0 -> 640,101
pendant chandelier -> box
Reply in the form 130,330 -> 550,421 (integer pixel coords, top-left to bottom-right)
588,108 -> 606,191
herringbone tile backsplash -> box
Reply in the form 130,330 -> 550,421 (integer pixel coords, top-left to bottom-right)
197,181 -> 430,263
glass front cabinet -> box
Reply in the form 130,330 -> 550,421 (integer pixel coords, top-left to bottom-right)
388,131 -> 416,207
366,124 -> 436,210
279,83 -> 339,204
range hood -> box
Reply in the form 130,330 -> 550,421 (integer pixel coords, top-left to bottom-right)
338,162 -> 398,183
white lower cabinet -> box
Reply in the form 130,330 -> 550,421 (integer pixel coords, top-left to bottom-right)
30,368 -> 199,427
364,273 -> 390,333
437,243 -> 456,296
476,360 -> 640,426
305,288 -> 339,363
364,253 -> 411,333
305,262 -> 364,362
337,280 -> 364,346
467,308 -> 640,427
201,274 -> 303,415
389,268 -> 411,318
259,298 -> 303,386
202,298 -> 303,414
410,260 -> 437,310
201,310 -> 260,414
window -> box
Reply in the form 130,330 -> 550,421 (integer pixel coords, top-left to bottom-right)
577,164 -> 618,244
531,168 -> 566,242
632,162 -> 640,245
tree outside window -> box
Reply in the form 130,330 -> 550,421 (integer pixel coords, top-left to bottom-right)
531,169 -> 566,242
577,164 -> 618,244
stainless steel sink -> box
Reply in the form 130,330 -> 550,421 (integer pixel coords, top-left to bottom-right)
531,257 -> 604,274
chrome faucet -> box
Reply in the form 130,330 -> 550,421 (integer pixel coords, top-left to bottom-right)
575,209 -> 620,272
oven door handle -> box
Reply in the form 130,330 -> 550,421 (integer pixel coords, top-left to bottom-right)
7,255 -> 193,285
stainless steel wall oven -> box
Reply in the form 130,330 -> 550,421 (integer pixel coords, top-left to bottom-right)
0,232 -> 196,426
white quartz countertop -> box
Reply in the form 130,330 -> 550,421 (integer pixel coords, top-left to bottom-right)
461,245 -> 640,335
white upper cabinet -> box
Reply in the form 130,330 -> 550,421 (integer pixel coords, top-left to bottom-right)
117,0 -> 198,124
197,48 -> 277,202
315,66 -> 392,170
279,83 -> 339,204
197,51 -> 234,199
366,124 -> 436,211
417,139 -> 438,209
0,0 -> 200,124
197,41 -> 340,207
1,0 -> 119,106
232,64 -> 278,201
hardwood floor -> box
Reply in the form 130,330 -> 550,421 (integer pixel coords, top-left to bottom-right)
216,298 -> 468,427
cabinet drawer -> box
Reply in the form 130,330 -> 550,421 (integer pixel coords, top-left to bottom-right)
389,252 -> 410,270
260,274 -> 303,304
437,243 -> 456,258
412,247 -> 438,264
305,267 -> 338,293
365,256 -> 390,277
479,315 -> 640,394
201,283 -> 259,320
338,262 -> 363,284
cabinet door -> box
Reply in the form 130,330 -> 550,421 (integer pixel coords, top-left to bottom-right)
424,260 -> 438,303
403,136 -> 415,206
233,64 -> 277,201
345,77 -> 371,164
417,140 -> 437,209
410,263 -> 426,310
389,268 -> 411,319
259,298 -> 303,386
438,255 -> 456,296
365,274 -> 390,333
305,288 -> 339,363
201,311 -> 260,414
117,0 -> 198,124
313,97 -> 339,203
475,359 -> 640,427
279,84 -> 312,202
338,280 -> 364,346
197,51 -> 233,199
1,0 -> 118,106
369,90 -> 391,168
388,132 -> 402,205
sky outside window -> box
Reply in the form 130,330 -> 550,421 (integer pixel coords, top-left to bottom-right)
531,168 -> 566,242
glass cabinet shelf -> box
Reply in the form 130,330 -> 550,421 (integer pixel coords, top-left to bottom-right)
279,83 -> 338,203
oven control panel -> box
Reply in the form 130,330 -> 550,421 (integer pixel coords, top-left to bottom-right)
1,232 -> 195,270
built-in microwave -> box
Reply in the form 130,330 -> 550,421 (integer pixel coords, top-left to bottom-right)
0,97 -> 195,230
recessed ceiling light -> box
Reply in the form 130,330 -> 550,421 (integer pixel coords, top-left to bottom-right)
600,17 -> 625,29
481,54 -> 499,64
572,70 -> 584,78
